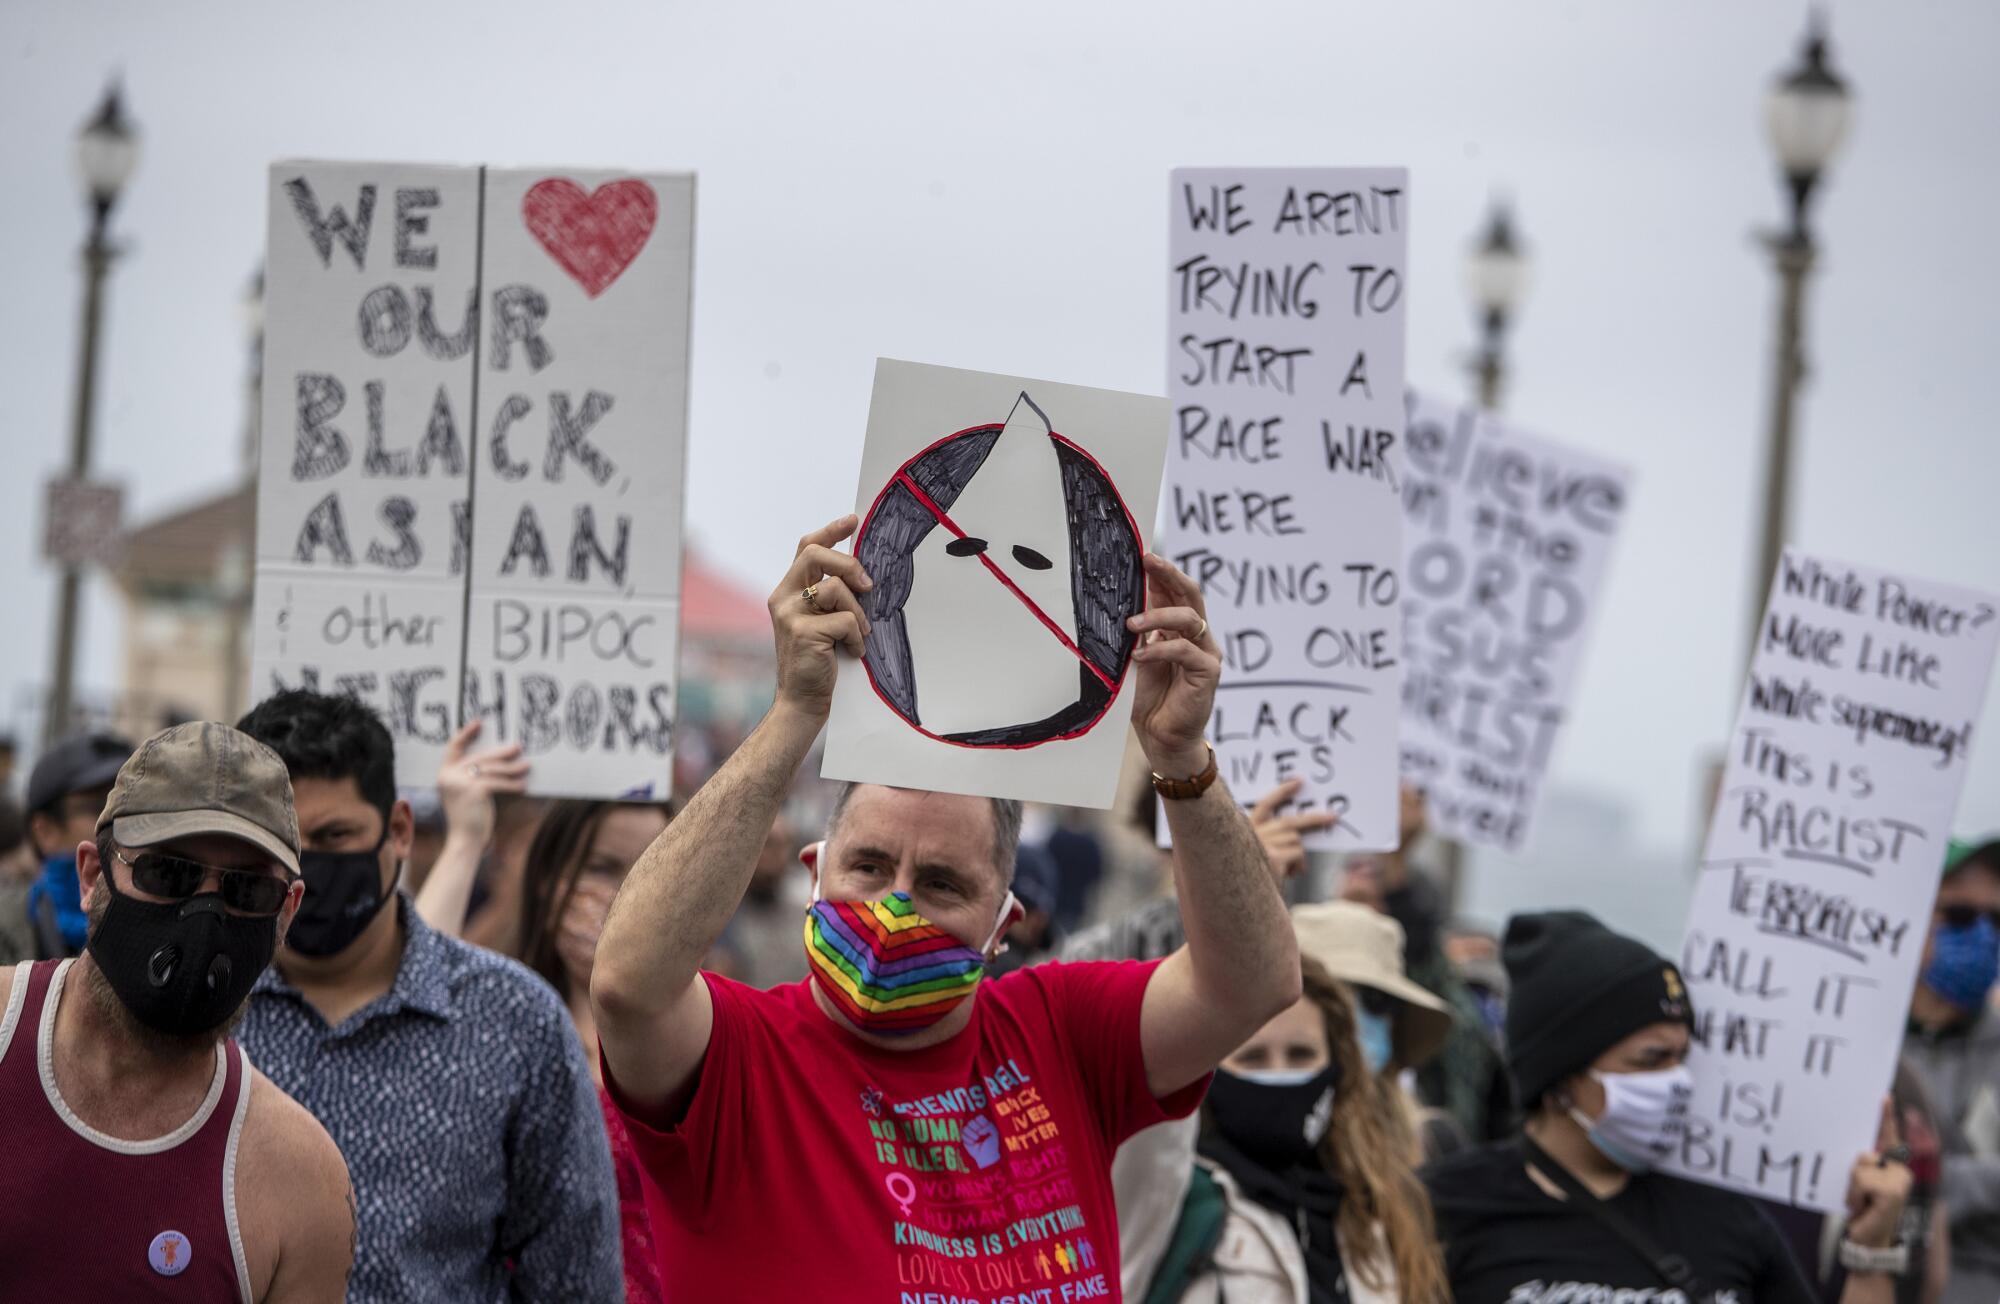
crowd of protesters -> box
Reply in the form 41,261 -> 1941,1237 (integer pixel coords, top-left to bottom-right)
0,523 -> 1987,1301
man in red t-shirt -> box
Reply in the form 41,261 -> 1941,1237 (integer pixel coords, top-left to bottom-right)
592,515 -> 1303,1301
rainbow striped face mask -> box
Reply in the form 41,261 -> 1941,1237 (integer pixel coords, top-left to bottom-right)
804,875 -> 1017,1037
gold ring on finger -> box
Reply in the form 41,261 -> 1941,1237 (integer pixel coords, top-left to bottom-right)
802,582 -> 822,612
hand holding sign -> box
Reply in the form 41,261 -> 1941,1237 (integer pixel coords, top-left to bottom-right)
1843,1098 -> 1913,1249
436,721 -> 529,849
768,515 -> 873,719
1128,553 -> 1223,780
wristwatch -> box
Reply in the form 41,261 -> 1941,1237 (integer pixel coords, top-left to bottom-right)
1151,746 -> 1218,800
1837,1239 -> 1910,1276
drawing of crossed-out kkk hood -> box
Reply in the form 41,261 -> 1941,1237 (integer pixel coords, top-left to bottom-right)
855,392 -> 1145,747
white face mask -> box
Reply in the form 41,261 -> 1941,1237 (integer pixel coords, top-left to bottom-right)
1569,1065 -> 1694,1174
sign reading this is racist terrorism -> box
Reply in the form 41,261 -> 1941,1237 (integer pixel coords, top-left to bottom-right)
1669,551 -> 2000,1211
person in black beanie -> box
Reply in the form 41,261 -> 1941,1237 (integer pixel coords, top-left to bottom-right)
1423,909 -> 1914,1304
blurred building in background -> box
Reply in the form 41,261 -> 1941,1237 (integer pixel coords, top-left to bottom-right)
113,481 -> 253,732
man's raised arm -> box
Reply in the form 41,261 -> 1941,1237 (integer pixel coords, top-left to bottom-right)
1129,553 -> 1303,1099
590,516 -> 872,1117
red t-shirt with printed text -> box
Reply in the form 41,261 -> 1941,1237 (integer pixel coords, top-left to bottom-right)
606,958 -> 1203,1302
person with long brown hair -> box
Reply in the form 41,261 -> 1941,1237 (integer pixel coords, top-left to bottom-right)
1118,905 -> 1452,1303
515,797 -> 673,1304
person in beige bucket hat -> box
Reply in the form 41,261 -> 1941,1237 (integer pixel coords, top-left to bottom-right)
1292,900 -> 1454,1075
0,720 -> 356,1300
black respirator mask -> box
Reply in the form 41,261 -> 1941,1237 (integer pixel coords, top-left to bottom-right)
87,874 -> 277,1037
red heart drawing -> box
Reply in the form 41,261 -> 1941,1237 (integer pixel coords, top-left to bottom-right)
522,178 -> 657,298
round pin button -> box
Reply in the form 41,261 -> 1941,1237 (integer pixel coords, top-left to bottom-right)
148,1230 -> 191,1276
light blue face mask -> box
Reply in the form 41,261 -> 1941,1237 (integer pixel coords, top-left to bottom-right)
1355,1007 -> 1395,1074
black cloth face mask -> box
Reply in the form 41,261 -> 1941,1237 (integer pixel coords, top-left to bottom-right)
287,831 -> 397,958
87,875 -> 277,1038
1206,1063 -> 1340,1172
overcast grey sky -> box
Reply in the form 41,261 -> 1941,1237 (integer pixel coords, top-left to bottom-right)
4,0 -> 1997,873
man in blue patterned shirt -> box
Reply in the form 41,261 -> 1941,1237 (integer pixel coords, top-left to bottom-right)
236,690 -> 620,1302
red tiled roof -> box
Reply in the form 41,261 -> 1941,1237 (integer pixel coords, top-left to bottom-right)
683,551 -> 770,642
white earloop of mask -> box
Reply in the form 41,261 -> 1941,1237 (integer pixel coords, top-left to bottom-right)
981,891 -> 1020,957
807,841 -> 827,904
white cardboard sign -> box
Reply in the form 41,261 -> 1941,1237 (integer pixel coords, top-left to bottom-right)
821,359 -> 1169,809
253,161 -> 693,796
1668,551 -> 2000,1211
1156,169 -> 1408,849
1398,391 -> 1631,852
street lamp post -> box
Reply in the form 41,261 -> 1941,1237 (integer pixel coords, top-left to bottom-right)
221,267 -> 264,721
1437,200 -> 1530,907
44,81 -> 139,746
1464,200 -> 1529,411
1749,13 -> 1852,657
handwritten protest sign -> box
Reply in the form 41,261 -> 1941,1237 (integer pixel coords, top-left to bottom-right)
1399,391 -> 1630,852
1156,169 -> 1408,848
463,170 -> 692,798
252,161 -> 693,795
1668,551 -> 2000,1211
254,162 -> 481,783
822,359 -> 1168,808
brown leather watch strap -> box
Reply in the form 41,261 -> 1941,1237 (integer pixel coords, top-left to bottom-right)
1151,746 -> 1218,800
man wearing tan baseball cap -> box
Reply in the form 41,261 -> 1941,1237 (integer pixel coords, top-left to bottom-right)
0,721 -> 355,1301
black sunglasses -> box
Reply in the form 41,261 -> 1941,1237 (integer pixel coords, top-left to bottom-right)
115,847 -> 294,916
1938,904 -> 2000,931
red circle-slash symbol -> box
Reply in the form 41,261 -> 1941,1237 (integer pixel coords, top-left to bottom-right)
853,422 -> 1145,750
522,179 -> 658,298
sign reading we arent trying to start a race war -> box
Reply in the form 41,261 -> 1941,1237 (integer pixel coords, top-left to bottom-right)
1669,551 -> 2000,1212
1159,168 -> 1409,850
252,161 -> 693,796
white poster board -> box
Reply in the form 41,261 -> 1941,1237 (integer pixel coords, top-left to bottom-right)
822,359 -> 1169,809
1156,169 -> 1408,849
1398,391 -> 1631,852
254,162 -> 482,783
1669,551 -> 2000,1210
253,161 -> 692,795
464,170 -> 692,798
